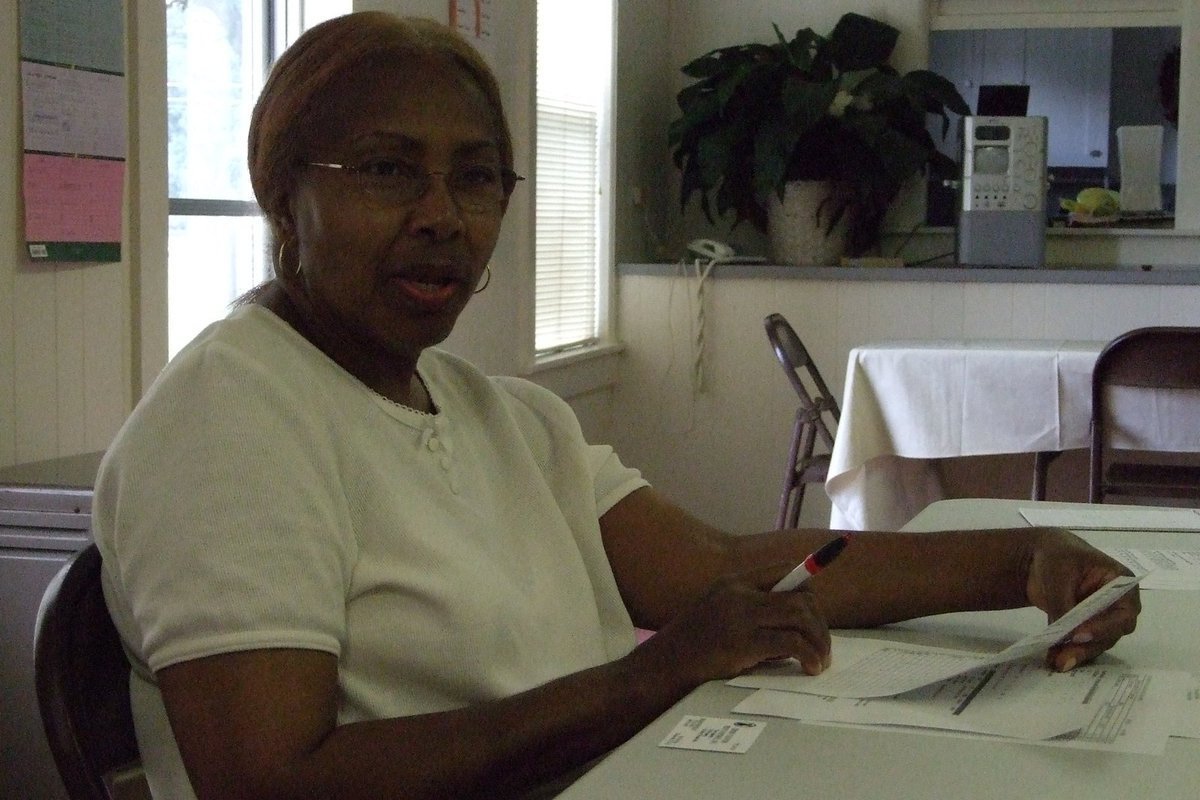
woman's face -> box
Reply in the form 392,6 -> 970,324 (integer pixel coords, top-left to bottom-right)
286,55 -> 507,373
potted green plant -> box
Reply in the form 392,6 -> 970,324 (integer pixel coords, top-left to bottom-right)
668,12 -> 970,263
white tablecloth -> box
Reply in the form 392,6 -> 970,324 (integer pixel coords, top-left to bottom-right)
827,338 -> 1200,530
827,339 -> 1103,531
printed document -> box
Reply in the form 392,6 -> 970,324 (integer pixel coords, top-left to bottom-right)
731,575 -> 1141,698
732,659 -> 1186,755
1097,546 -> 1200,591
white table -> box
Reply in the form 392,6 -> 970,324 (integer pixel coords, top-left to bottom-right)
556,499 -> 1200,800
825,338 -> 1200,531
827,339 -> 1102,530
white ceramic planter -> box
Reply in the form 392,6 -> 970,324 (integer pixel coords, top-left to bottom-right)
766,181 -> 849,266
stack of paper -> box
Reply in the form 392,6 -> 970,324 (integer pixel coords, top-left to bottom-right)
727,575 -> 1193,754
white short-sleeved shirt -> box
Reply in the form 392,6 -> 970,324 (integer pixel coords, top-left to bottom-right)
93,305 -> 647,797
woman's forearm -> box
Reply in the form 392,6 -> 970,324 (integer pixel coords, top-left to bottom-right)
600,487 -> 1038,631
727,527 -> 1038,628
268,656 -> 687,799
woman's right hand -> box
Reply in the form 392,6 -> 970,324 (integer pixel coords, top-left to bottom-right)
623,568 -> 831,693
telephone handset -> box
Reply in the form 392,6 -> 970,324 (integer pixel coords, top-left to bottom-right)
686,238 -> 767,264
687,238 -> 737,261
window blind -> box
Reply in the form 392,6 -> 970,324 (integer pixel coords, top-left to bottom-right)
535,98 -> 598,353
535,1 -> 610,355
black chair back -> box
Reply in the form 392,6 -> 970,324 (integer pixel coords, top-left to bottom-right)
34,543 -> 142,800
1089,326 -> 1200,503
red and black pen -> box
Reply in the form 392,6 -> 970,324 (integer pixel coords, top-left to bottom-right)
770,535 -> 850,592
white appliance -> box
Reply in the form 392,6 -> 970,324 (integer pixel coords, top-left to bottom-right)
0,451 -> 101,799
957,116 -> 1048,268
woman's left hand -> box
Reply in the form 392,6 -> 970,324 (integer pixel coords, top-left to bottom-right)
1024,527 -> 1141,671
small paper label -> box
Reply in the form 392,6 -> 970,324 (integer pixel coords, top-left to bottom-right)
658,715 -> 764,753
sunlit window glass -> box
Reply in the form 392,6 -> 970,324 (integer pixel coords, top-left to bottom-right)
535,1 -> 614,355
164,0 -> 349,357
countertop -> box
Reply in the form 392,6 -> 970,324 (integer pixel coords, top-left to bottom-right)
618,262 -> 1200,284
0,451 -> 104,490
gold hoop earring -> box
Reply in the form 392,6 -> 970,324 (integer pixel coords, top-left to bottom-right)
473,265 -> 492,294
277,239 -> 301,278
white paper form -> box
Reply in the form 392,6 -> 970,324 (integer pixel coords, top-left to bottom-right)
1020,505 -> 1200,532
1097,546 -> 1200,590
658,716 -> 765,753
733,664 -> 1187,755
21,62 -> 126,158
737,659 -> 1091,740
732,575 -> 1142,699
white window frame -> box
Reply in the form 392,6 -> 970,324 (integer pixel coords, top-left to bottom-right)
532,0 -> 617,364
931,0 -> 1180,30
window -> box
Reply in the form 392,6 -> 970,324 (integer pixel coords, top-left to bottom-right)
535,1 -> 614,356
168,2 -> 615,360
165,0 -> 347,356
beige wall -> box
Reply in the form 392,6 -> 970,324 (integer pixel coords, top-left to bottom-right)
0,0 -> 610,467
0,0 -> 151,468
4,0 -> 1199,518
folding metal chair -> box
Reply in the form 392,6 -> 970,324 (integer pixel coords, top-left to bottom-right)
764,313 -> 840,528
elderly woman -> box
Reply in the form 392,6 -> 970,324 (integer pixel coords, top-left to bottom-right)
93,11 -> 1138,800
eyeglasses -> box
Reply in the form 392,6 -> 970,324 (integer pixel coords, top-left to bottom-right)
302,158 -> 523,214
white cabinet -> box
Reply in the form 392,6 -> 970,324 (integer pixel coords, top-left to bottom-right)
1024,28 -> 1112,168
0,452 -> 101,800
930,28 -> 1112,168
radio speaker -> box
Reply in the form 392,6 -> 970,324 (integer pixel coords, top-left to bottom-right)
957,116 -> 1048,268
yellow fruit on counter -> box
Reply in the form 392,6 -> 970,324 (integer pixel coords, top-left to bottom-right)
1060,187 -> 1120,217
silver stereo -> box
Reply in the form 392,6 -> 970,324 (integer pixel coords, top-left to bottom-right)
957,116 -> 1048,268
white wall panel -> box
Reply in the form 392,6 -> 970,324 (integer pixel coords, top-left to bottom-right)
963,284 -> 1018,337
1007,284 -> 1048,339
1040,284 -> 1096,339
12,269 -> 59,462
0,0 -> 19,467
1160,293 -> 1200,326
82,263 -> 131,452
927,283 -> 967,339
1092,284 -> 1168,340
54,268 -> 86,452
